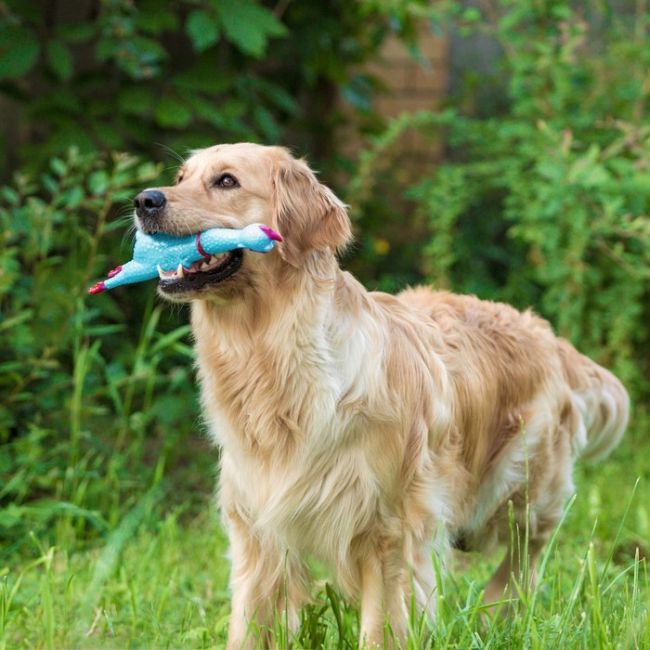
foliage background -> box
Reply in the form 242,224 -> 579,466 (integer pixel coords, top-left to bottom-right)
0,0 -> 648,647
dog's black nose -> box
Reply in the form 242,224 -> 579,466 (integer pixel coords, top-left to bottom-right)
134,189 -> 166,219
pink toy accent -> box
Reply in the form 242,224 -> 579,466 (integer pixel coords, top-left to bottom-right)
107,265 -> 123,278
195,233 -> 211,260
88,281 -> 106,295
259,225 -> 282,242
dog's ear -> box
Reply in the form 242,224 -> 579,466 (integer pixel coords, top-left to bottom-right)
271,156 -> 352,267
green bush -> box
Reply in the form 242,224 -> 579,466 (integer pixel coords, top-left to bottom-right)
350,0 -> 650,396
1,0 -> 648,568
0,0 -> 390,176
0,0 -> 288,168
0,149 -> 205,553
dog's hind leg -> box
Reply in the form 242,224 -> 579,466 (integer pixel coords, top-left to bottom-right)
483,533 -> 546,608
483,471 -> 571,610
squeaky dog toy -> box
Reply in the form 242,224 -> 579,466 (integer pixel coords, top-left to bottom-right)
88,223 -> 282,294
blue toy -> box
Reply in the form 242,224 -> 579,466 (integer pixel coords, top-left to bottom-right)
88,223 -> 282,294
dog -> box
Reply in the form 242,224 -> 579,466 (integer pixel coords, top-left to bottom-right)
133,142 -> 629,648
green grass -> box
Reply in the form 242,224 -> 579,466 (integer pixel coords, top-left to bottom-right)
2,425 -> 649,649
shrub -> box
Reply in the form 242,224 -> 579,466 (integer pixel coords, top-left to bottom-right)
0,149 -> 202,553
0,0 -> 390,176
350,0 -> 650,396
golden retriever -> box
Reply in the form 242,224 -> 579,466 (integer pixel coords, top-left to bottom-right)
133,142 -> 629,648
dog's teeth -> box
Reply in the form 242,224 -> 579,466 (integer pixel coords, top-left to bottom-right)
157,264 -> 164,279
177,264 -> 184,278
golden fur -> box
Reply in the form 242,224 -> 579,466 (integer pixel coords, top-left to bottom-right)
140,143 -> 630,648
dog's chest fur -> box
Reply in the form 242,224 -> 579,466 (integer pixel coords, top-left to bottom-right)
191,291 -> 404,566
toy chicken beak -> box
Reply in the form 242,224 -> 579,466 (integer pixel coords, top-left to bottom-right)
259,225 -> 283,242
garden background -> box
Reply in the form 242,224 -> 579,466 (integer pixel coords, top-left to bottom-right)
1,0 -> 649,647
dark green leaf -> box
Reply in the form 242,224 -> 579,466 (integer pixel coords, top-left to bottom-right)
215,0 -> 287,58
154,96 -> 193,128
257,80 -> 298,113
134,3 -> 179,35
46,40 -> 74,81
172,62 -> 232,93
117,87 -> 155,116
253,105 -> 279,142
186,10 -> 220,52
55,22 -> 96,44
0,26 -> 40,80
50,158 -> 67,177
1,187 -> 20,206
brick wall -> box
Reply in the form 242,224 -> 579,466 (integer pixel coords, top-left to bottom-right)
337,24 -> 449,159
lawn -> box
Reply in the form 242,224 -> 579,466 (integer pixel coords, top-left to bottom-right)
2,416 -> 648,649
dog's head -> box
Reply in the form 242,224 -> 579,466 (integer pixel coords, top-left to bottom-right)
133,143 -> 352,302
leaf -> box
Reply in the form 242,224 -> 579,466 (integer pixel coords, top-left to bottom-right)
154,96 -> 193,128
341,74 -> 373,112
50,158 -> 67,176
192,96 -> 228,127
88,170 -> 110,195
134,2 -> 179,35
150,325 -> 192,357
257,80 -> 298,114
186,10 -> 220,52
172,62 -> 232,93
253,105 -> 279,142
1,187 -> 20,206
129,36 -> 168,64
95,36 -> 118,62
46,40 -> 74,81
55,22 -> 97,43
117,86 -> 155,116
215,0 -> 287,58
0,26 -> 40,80
60,186 -> 84,209
0,501 -> 108,532
82,488 -> 161,620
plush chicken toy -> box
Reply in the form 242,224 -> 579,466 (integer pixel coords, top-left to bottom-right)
88,223 -> 281,294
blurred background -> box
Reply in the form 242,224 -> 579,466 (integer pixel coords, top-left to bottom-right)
0,0 -> 649,644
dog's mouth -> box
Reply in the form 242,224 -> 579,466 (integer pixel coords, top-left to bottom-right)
158,249 -> 244,294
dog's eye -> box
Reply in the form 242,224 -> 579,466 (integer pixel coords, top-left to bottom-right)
214,173 -> 239,189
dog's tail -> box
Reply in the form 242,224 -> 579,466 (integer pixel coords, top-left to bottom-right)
558,339 -> 630,462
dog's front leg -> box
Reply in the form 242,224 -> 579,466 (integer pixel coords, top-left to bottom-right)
359,550 -> 384,647
225,509 -> 307,649
358,543 -> 408,649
